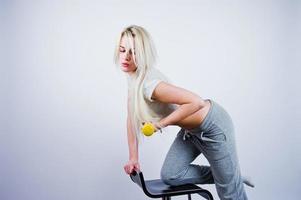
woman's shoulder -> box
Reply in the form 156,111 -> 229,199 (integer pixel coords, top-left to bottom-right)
145,67 -> 170,83
143,67 -> 173,102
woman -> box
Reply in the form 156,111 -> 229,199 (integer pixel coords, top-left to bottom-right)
114,25 -> 254,200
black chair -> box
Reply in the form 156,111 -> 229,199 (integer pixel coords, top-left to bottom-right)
130,170 -> 213,200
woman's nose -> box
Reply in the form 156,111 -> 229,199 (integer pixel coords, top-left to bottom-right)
125,52 -> 131,61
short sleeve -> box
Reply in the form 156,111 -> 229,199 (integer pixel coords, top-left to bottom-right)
143,79 -> 163,102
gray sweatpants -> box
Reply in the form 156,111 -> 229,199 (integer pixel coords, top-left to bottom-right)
160,99 -> 248,200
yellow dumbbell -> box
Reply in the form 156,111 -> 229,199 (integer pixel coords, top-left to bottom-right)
141,122 -> 156,137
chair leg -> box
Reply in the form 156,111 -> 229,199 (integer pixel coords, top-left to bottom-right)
187,193 -> 192,200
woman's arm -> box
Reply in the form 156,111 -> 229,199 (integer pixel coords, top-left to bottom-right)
152,82 -> 206,128
127,115 -> 138,161
123,96 -> 140,175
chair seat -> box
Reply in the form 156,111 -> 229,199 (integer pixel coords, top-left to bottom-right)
145,179 -> 209,197
130,170 -> 213,199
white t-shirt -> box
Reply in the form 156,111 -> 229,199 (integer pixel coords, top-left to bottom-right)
142,67 -> 177,118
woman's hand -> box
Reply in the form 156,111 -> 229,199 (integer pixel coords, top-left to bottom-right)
124,159 -> 140,175
153,121 -> 165,133
142,121 -> 165,133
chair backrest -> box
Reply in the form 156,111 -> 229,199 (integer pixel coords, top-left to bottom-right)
130,170 -> 145,187
130,170 -> 153,197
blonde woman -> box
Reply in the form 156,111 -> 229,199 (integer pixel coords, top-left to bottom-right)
114,25 -> 254,200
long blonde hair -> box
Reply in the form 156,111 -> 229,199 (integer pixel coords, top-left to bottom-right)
113,25 -> 161,142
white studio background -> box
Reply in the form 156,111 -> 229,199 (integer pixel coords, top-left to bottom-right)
1,0 -> 300,199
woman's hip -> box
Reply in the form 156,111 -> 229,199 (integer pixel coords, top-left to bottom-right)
186,99 -> 235,135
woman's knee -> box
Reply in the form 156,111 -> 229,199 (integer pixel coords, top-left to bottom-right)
160,173 -> 177,185
160,166 -> 186,185
160,167 -> 174,184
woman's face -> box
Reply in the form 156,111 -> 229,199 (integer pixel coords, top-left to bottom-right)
119,36 -> 137,75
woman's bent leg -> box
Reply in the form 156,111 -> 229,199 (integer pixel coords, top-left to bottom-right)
160,129 -> 215,186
